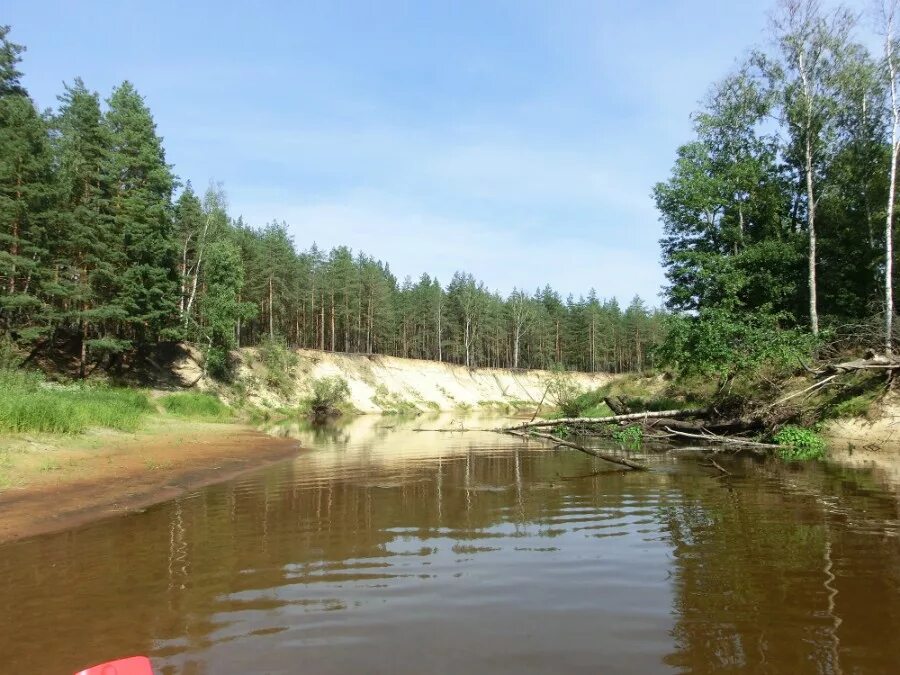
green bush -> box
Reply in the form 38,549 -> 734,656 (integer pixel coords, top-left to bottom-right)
658,309 -> 816,382
259,338 -> 299,399
0,369 -> 153,434
308,376 -> 352,416
774,425 -> 826,460
160,392 -> 232,421
546,369 -> 584,417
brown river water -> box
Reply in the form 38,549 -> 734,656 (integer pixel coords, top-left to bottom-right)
2,414 -> 900,674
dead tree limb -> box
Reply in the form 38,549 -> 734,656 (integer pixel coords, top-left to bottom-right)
505,429 -> 649,470
704,457 -> 732,476
500,408 -> 706,432
663,426 -> 781,450
529,384 -> 551,422
809,355 -> 900,376
771,374 -> 838,407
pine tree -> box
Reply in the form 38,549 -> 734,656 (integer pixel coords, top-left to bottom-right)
55,78 -> 121,372
0,26 -> 55,342
106,81 -> 178,346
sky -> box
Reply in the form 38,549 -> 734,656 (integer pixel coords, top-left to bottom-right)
6,0 -> 783,305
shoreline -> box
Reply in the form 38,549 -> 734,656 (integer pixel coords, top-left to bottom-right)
0,421 -> 301,544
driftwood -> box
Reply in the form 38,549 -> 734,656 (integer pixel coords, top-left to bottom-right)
645,417 -> 762,434
663,426 -> 780,450
505,429 -> 649,470
500,408 -> 706,432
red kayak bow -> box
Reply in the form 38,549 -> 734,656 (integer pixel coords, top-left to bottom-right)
75,656 -> 153,675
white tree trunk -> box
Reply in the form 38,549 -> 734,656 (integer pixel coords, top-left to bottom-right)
464,317 -> 471,368
183,214 -> 211,328
886,1 -> 899,354
513,325 -> 520,369
806,134 -> 819,335
436,299 -> 442,362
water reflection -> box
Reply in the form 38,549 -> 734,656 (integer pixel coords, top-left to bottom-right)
0,414 -> 898,673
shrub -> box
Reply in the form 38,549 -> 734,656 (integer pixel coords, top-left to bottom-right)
546,369 -> 584,417
160,392 -> 232,421
774,425 -> 826,460
259,338 -> 299,399
308,376 -> 351,417
658,309 -> 816,383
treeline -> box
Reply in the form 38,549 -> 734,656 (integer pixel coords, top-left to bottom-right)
654,0 -> 900,376
0,26 -> 663,377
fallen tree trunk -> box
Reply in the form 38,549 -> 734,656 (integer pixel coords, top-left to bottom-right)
604,396 -> 631,415
663,427 -> 779,450
505,429 -> 649,470
645,417 -> 763,434
808,355 -> 900,376
500,408 -> 706,432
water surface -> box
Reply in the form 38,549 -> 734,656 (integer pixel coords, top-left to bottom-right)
1,414 -> 899,673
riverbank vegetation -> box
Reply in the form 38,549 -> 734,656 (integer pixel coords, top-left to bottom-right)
0,368 -> 152,434
0,360 -> 239,435
6,0 -> 900,452
654,0 -> 900,381
159,392 -> 232,422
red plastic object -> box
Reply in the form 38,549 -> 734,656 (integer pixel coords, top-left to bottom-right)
75,656 -> 153,675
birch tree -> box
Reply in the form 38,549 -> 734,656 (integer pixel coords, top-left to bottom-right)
882,0 -> 900,354
508,287 -> 533,369
182,183 -> 226,328
772,0 -> 854,335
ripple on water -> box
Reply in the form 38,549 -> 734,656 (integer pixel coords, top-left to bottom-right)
2,417 -> 900,673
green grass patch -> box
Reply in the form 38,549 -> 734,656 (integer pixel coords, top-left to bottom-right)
159,392 -> 232,421
774,425 -> 826,460
478,400 -> 513,413
371,385 -> 421,415
611,425 -> 643,447
0,369 -> 153,434
816,372 -> 885,420
825,390 -> 881,419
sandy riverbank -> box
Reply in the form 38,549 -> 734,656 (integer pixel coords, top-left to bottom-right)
0,421 -> 300,543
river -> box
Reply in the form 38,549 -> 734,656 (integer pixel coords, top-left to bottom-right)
1,414 -> 899,673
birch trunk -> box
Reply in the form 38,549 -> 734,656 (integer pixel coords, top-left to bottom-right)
268,275 -> 274,340
885,1 -> 899,354
184,212 -> 212,328
806,133 -> 819,335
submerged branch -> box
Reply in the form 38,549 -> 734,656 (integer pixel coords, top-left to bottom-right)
504,429 -> 649,470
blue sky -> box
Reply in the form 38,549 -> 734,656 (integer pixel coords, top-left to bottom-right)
7,1 -> 777,304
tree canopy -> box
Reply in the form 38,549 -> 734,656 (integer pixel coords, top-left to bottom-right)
0,25 -> 662,377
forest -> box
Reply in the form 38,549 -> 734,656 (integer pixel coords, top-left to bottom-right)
655,0 -> 900,379
0,25 -> 663,379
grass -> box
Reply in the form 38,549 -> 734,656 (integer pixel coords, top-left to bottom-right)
371,385 -> 421,415
159,392 -> 233,421
817,372 -> 885,420
477,400 -> 514,413
0,369 -> 154,434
